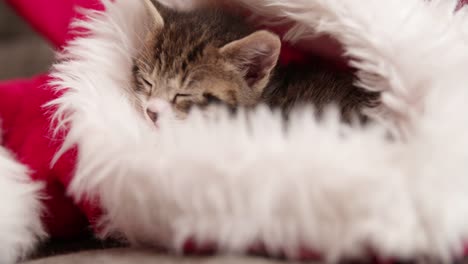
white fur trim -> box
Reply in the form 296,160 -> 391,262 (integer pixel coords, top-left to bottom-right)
0,145 -> 45,263
50,0 -> 468,262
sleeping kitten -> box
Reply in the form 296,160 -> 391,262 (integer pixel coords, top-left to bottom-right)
132,0 -> 377,125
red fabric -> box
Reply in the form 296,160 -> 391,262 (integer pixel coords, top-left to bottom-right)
0,76 -> 88,237
4,0 -> 104,237
1,0 -> 467,262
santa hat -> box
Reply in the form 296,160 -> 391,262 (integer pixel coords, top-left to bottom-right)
2,0 -> 468,263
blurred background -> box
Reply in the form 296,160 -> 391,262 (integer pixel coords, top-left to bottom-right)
0,1 -> 53,80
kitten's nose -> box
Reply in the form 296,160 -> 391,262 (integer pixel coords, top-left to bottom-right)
146,98 -> 171,124
146,109 -> 159,123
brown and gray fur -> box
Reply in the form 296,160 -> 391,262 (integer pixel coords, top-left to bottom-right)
132,0 -> 378,122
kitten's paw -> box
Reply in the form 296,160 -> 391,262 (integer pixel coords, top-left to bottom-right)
0,148 -> 45,263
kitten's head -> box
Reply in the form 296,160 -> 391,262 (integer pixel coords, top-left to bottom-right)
132,0 -> 281,125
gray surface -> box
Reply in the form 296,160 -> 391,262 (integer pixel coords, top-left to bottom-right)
0,1 -> 54,80
23,249 -> 291,264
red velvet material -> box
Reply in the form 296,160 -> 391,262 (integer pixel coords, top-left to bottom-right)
4,0 -> 104,237
0,76 -> 88,237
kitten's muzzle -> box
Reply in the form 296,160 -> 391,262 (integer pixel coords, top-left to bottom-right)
145,98 -> 172,126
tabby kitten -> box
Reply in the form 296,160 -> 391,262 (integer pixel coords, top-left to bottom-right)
132,0 -> 377,125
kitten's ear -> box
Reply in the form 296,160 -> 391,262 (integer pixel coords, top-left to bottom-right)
143,0 -> 164,33
220,30 -> 281,94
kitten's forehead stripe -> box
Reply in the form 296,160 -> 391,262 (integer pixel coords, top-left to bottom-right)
148,7 -> 254,79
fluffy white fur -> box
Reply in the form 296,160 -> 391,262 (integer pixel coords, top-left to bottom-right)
0,140 -> 45,263
49,0 -> 468,262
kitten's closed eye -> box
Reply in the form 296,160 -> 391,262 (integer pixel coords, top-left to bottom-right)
172,93 -> 195,112
172,93 -> 192,104
133,67 -> 154,94
171,93 -> 223,113
142,78 -> 153,88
